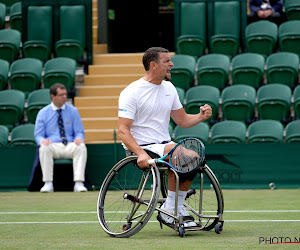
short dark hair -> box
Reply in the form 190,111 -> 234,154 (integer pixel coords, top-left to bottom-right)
142,47 -> 169,71
50,83 -> 66,96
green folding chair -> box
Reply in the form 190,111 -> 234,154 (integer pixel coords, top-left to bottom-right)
9,58 -> 43,98
231,53 -> 265,88
170,54 -> 196,90
279,20 -> 300,56
221,85 -> 256,123
55,5 -> 86,62
27,89 -> 51,124
0,0 -> 19,14
0,89 -> 25,131
23,6 -> 53,62
293,85 -> 300,119
0,59 -> 9,90
185,85 -> 220,124
245,21 -> 278,57
170,87 -> 185,128
285,0 -> 300,20
210,1 -> 240,57
9,1 -> 22,32
175,87 -> 185,106
176,1 -> 206,58
0,2 -> 5,29
211,120 -> 246,143
285,120 -> 300,142
173,123 -> 210,143
197,54 -> 230,89
0,29 -> 21,62
0,124 -> 9,146
43,57 -> 76,91
266,52 -> 299,88
10,124 -> 36,146
248,120 -> 283,143
257,83 -> 292,122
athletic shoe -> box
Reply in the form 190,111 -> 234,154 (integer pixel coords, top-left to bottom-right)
74,182 -> 88,192
178,207 -> 197,227
40,182 -> 54,193
159,203 -> 194,227
160,203 -> 174,224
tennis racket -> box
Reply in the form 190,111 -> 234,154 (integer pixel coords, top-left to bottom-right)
148,138 -> 205,173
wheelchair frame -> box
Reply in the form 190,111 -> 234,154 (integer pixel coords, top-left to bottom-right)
97,155 -> 224,238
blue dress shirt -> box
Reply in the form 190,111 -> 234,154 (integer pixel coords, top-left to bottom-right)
34,103 -> 85,145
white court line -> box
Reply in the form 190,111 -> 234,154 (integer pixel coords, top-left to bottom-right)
0,221 -> 98,224
225,220 -> 300,222
225,210 -> 300,213
0,212 -> 96,214
1,210 -> 300,215
1,220 -> 300,225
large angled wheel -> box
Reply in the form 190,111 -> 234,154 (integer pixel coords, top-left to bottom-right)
97,156 -> 160,238
184,165 -> 224,231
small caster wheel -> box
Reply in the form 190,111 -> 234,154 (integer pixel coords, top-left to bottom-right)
215,224 -> 222,234
179,226 -> 185,237
123,223 -> 131,232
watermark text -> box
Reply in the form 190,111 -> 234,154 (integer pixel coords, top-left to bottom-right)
259,237 -> 300,244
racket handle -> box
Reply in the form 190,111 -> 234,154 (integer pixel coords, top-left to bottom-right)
148,159 -> 156,165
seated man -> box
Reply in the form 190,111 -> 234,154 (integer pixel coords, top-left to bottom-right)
248,0 -> 286,26
118,47 -> 212,227
34,83 -> 87,193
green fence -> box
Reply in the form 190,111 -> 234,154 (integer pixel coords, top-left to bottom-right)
0,143 -> 299,191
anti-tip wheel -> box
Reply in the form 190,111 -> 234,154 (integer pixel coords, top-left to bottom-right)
215,224 -> 223,234
179,227 -> 185,237
123,223 -> 131,232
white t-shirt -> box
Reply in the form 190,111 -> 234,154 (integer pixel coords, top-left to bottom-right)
118,78 -> 182,146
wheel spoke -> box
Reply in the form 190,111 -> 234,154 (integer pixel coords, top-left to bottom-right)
97,156 -> 160,237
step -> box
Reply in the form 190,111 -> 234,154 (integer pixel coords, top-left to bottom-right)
93,53 -> 144,65
78,107 -> 118,118
84,74 -> 143,85
93,44 -> 108,54
74,96 -> 119,107
77,85 -> 126,97
88,64 -> 145,75
93,17 -> 97,26
93,26 -> 97,36
93,8 -> 97,17
92,0 -> 97,8
85,129 -> 119,142
86,140 -> 122,144
93,52 -> 175,65
93,34 -> 97,44
82,117 -> 118,129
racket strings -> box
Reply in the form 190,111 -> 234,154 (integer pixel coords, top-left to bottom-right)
173,140 -> 203,172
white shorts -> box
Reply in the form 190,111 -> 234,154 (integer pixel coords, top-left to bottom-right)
141,141 -> 175,157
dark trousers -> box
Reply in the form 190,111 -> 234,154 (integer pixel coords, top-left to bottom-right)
247,11 -> 287,26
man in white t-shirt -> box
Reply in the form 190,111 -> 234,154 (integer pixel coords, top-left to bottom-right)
118,47 -> 212,228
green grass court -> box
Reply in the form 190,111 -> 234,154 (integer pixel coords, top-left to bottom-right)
1,189 -> 300,249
